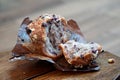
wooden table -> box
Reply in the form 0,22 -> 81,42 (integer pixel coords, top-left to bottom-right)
0,51 -> 120,80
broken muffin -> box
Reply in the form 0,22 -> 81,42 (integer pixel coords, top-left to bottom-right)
11,14 -> 103,70
11,14 -> 86,61
59,40 -> 102,68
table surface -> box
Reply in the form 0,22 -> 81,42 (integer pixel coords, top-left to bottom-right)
0,0 -> 120,79
0,51 -> 120,80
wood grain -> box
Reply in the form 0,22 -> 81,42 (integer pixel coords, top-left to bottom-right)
0,51 -> 120,80
0,52 -> 54,80
0,0 -> 120,80
0,0 -> 120,57
33,51 -> 120,80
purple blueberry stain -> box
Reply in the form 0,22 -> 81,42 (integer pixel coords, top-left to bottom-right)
74,45 -> 76,48
54,23 -> 59,27
26,27 -> 32,34
56,20 -> 60,23
47,20 -> 52,25
21,39 -> 24,42
52,14 -> 56,17
54,17 -> 57,21
42,22 -> 47,27
101,50 -> 104,53
60,33 -> 63,37
92,50 -> 97,54
80,54 -> 84,59
64,45 -> 67,48
51,51 -> 57,55
91,47 -> 94,49
41,16 -> 44,19
90,42 -> 94,44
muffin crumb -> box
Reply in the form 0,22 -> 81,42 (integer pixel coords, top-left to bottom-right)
108,58 -> 115,64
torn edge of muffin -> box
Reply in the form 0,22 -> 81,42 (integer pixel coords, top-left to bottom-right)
59,40 -> 103,68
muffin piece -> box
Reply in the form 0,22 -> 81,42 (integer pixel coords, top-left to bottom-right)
11,14 -> 86,61
59,40 -> 102,68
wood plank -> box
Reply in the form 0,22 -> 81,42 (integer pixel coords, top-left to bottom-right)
0,0 -> 120,79
0,52 -> 54,80
0,52 -> 120,80
33,51 -> 120,80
